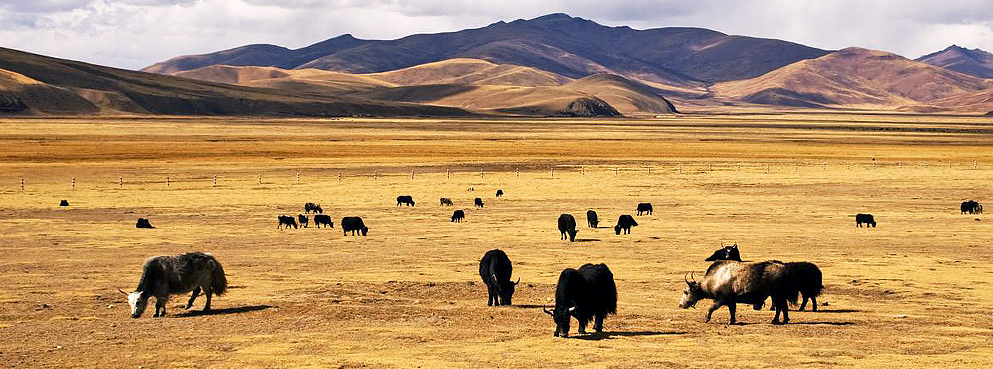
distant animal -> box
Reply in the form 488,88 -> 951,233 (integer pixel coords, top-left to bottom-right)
474,198 -> 484,208
297,214 -> 309,228
304,202 -> 323,214
313,214 -> 334,228
855,213 -> 876,228
705,244 -> 742,262
679,260 -> 798,325
451,209 -> 466,222
59,199 -> 69,206
543,263 -> 617,337
136,218 -> 155,229
961,200 -> 982,214
119,252 -> 227,318
558,214 -> 578,242
479,249 -> 519,306
277,215 -> 298,229
440,198 -> 453,206
496,189 -> 504,197
586,210 -> 599,228
636,203 -> 653,216
396,195 -> 415,206
467,187 -> 474,191
341,216 -> 368,236
614,215 -> 638,235
783,262 -> 823,312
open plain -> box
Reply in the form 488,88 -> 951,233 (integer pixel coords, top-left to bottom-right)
1,114 -> 992,368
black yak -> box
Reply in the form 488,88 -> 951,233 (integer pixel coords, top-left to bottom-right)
496,189 -> 504,197
298,214 -> 309,228
136,218 -> 155,229
961,200 -> 982,214
314,214 -> 334,228
341,216 -> 368,236
119,252 -> 227,318
451,209 -> 466,222
614,215 -> 637,235
856,213 -> 876,228
543,263 -> 617,337
59,199 -> 69,206
304,202 -> 323,214
440,198 -> 453,206
705,244 -> 742,262
558,214 -> 578,242
479,249 -> 519,306
637,203 -> 653,216
679,260 -> 798,325
474,197 -> 484,208
396,195 -> 415,206
586,210 -> 599,228
277,215 -> 297,229
784,262 -> 823,311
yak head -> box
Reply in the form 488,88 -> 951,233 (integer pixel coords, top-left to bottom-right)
567,230 -> 577,242
705,244 -> 741,262
679,273 -> 705,309
614,225 -> 622,235
120,289 -> 148,318
361,227 -> 369,236
496,276 -> 520,305
543,303 -> 576,337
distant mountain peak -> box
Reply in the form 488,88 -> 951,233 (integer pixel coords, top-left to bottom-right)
917,45 -> 993,79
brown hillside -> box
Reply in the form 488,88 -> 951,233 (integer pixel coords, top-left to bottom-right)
350,84 -> 619,116
368,58 -> 570,87
565,74 -> 677,115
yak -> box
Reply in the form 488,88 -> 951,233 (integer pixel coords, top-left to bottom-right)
558,214 -> 578,242
277,215 -> 298,229
679,260 -> 798,325
314,214 -> 334,228
59,199 -> 69,206
474,197 -> 484,208
119,252 -> 227,318
298,214 -> 309,228
614,215 -> 637,235
784,262 -> 823,311
136,218 -> 155,229
637,203 -> 653,216
440,198 -> 453,206
396,195 -> 415,206
856,213 -> 876,228
586,210 -> 599,228
544,263 -> 617,337
496,189 -> 504,197
479,249 -> 519,306
961,200 -> 982,214
451,209 -> 466,223
304,202 -> 323,214
341,216 -> 368,236
705,244 -> 742,262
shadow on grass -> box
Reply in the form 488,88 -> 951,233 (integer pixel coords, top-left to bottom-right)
511,304 -> 550,309
176,305 -> 273,317
789,321 -> 855,326
807,309 -> 860,313
571,330 -> 687,340
574,238 -> 601,242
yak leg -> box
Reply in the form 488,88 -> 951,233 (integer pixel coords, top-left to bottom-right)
705,301 -> 724,323
798,293 -> 809,311
809,296 -> 817,312
594,314 -> 604,333
154,298 -> 167,317
577,320 -> 587,334
486,285 -> 496,306
185,286 -> 201,309
772,298 -> 789,324
727,303 -> 737,325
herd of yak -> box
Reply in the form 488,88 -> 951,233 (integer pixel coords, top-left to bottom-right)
119,192 -> 984,337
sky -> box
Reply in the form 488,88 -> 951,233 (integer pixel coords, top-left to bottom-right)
1,0 -> 992,70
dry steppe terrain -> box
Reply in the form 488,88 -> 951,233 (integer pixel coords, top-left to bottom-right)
1,114 -> 992,368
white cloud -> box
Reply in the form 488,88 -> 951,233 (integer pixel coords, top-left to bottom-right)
1,0 -> 992,69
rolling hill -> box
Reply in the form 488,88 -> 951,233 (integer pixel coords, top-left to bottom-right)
917,45 -> 993,79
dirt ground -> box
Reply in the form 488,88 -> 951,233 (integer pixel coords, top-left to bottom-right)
1,114 -> 992,368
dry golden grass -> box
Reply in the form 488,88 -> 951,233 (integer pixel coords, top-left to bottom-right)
0,114 -> 992,368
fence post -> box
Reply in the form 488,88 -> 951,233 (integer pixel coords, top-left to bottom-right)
71,178 -> 75,190
166,176 -> 170,187
516,168 -> 519,177
120,177 -> 123,189
549,166 -> 554,178
213,175 -> 217,187
411,170 -> 414,180
480,169 -> 484,178
339,172 -> 343,181
447,169 -> 450,179
20,178 -> 24,192
258,174 -> 262,185
296,172 -> 300,184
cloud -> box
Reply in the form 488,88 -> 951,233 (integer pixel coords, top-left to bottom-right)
1,0 -> 991,70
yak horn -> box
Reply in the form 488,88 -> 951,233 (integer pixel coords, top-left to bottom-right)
514,277 -> 521,285
690,272 -> 696,282
117,289 -> 128,295
684,273 -> 690,284
542,307 -> 554,316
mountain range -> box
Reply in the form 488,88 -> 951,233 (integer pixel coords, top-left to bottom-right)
2,13 -> 993,116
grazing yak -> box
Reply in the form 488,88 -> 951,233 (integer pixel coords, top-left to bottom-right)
119,252 -> 227,318
314,214 -> 334,228
783,262 -> 823,312
586,210 -> 599,228
136,218 -> 155,229
341,216 -> 368,236
479,249 -> 519,306
297,214 -> 309,228
637,203 -> 653,216
705,244 -> 742,262
961,200 -> 982,214
614,215 -> 637,235
304,202 -> 323,214
277,215 -> 298,229
558,214 -> 578,242
856,213 -> 876,228
544,263 -> 617,337
451,209 -> 466,222
679,260 -> 798,325
475,198 -> 485,208
396,195 -> 415,206
59,199 -> 69,206
440,198 -> 453,206
496,189 -> 504,197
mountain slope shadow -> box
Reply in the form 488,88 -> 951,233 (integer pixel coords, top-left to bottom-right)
175,305 -> 274,317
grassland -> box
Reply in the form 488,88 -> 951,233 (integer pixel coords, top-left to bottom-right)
1,113 -> 992,368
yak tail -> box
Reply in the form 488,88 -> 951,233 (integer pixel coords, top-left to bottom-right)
208,255 -> 228,296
